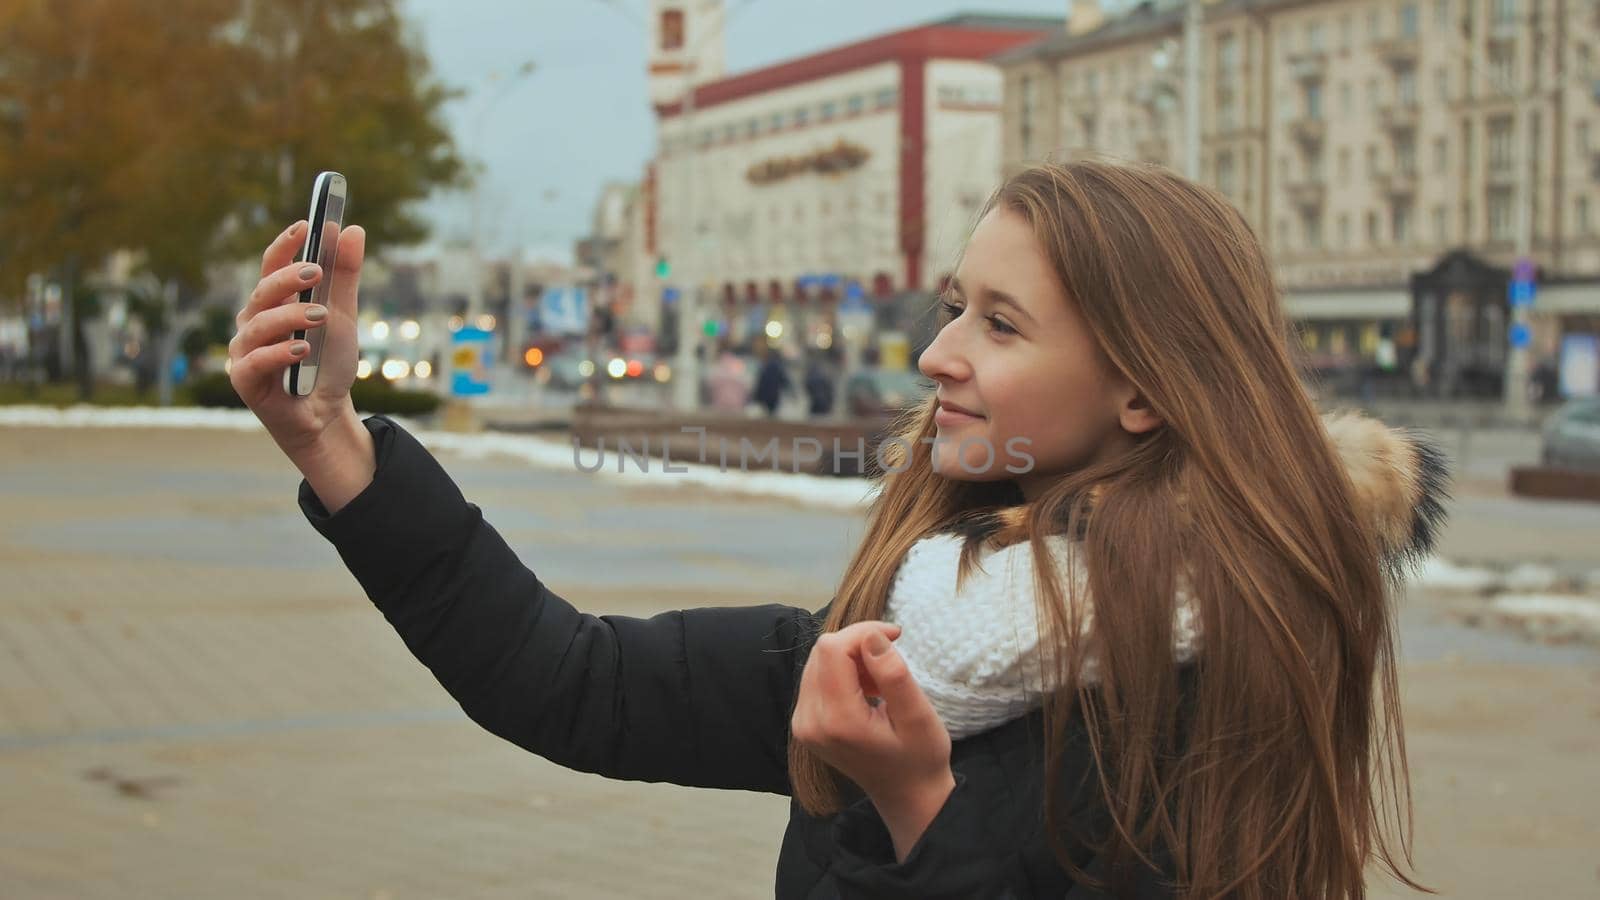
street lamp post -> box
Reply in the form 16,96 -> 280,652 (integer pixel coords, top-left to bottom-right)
671,67 -> 702,411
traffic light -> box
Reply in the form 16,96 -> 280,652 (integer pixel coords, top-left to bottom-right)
702,318 -> 718,337
655,256 -> 670,278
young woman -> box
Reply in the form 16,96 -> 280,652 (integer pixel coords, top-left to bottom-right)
229,160 -> 1446,898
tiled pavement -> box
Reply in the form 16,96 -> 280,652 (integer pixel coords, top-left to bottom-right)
0,426 -> 861,899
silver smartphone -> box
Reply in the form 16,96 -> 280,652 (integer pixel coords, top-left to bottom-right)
285,171 -> 348,396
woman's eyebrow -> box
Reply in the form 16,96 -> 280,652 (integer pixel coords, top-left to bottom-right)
950,276 -> 1035,326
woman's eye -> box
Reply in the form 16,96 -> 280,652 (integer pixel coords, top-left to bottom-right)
938,300 -> 963,322
986,315 -> 1017,336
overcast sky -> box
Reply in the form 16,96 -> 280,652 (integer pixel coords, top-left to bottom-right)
397,0 -> 1082,264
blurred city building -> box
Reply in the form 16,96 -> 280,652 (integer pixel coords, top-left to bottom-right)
998,0 -> 1600,401
636,4 -> 1061,376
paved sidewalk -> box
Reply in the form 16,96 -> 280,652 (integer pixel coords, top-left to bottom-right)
1,423 -> 1595,898
0,426 -> 822,899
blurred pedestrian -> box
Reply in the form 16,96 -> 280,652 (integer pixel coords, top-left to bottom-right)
803,357 -> 834,417
705,340 -> 749,414
753,349 -> 791,418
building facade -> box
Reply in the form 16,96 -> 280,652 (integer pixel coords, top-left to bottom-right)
997,0 -> 1600,399
642,4 -> 1060,355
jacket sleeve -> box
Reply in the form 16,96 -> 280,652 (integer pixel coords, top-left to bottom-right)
826,738 -> 1176,899
298,414 -> 820,795
827,772 -> 1028,899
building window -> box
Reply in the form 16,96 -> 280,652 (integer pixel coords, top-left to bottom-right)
1435,67 -> 1449,102
1367,211 -> 1381,243
1397,68 -> 1417,105
1307,21 -> 1325,53
1392,204 -> 1413,243
747,118 -> 760,137
1491,0 -> 1516,27
1434,0 -> 1451,29
1488,116 -> 1514,171
1366,78 -> 1379,111
1303,212 -> 1323,248
1339,14 -> 1353,52
1396,135 -> 1417,174
1218,32 -> 1239,75
1277,219 -> 1289,248
1489,48 -> 1514,92
1306,83 -> 1323,119
1433,205 -> 1447,242
1338,147 -> 1352,180
1366,144 -> 1379,176
793,106 -> 810,127
1217,150 -> 1236,196
1579,196 -> 1591,234
1339,213 -> 1351,247
770,112 -> 785,131
1462,119 -> 1474,171
1433,136 -> 1447,170
847,94 -> 865,115
1340,82 -> 1353,116
660,9 -> 684,51
1462,200 -> 1473,237
1579,120 -> 1592,154
1399,3 -> 1419,38
1488,189 -> 1513,240
820,101 -> 837,121
874,87 -> 898,109
1367,9 -> 1381,39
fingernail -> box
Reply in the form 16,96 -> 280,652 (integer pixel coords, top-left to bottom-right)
287,222 -> 302,237
289,341 -> 309,356
304,305 -> 327,321
867,632 -> 891,657
298,265 -> 319,281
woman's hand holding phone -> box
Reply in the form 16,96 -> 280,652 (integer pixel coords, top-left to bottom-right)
230,219 -> 376,513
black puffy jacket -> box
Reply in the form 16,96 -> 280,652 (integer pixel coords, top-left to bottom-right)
300,415 -> 1178,898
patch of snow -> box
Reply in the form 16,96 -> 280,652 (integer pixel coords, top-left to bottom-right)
1413,556 -> 1499,592
1502,563 -> 1560,592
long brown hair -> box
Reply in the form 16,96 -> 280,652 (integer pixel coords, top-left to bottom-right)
787,159 -> 1424,898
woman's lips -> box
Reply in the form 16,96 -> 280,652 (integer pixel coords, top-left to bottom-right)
934,403 -> 985,428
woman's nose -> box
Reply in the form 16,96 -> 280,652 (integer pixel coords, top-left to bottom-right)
917,323 -> 970,384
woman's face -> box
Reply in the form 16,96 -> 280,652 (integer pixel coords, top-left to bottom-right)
917,207 -> 1138,498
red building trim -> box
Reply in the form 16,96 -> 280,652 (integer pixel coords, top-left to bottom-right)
655,25 -> 1047,118
656,22 -> 1050,296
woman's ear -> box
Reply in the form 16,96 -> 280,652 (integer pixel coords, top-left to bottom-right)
1119,391 -> 1164,436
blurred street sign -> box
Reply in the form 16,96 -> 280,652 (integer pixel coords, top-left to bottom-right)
450,327 -> 493,396
1510,257 -> 1536,309
539,286 -> 590,335
1509,322 -> 1532,351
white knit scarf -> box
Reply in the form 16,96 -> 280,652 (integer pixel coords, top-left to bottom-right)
883,533 -> 1200,740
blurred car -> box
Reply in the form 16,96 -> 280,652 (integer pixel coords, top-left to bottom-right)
845,367 -> 933,419
534,351 -> 591,390
1540,397 -> 1600,471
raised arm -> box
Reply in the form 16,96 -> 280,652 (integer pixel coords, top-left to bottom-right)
300,414 -> 822,794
